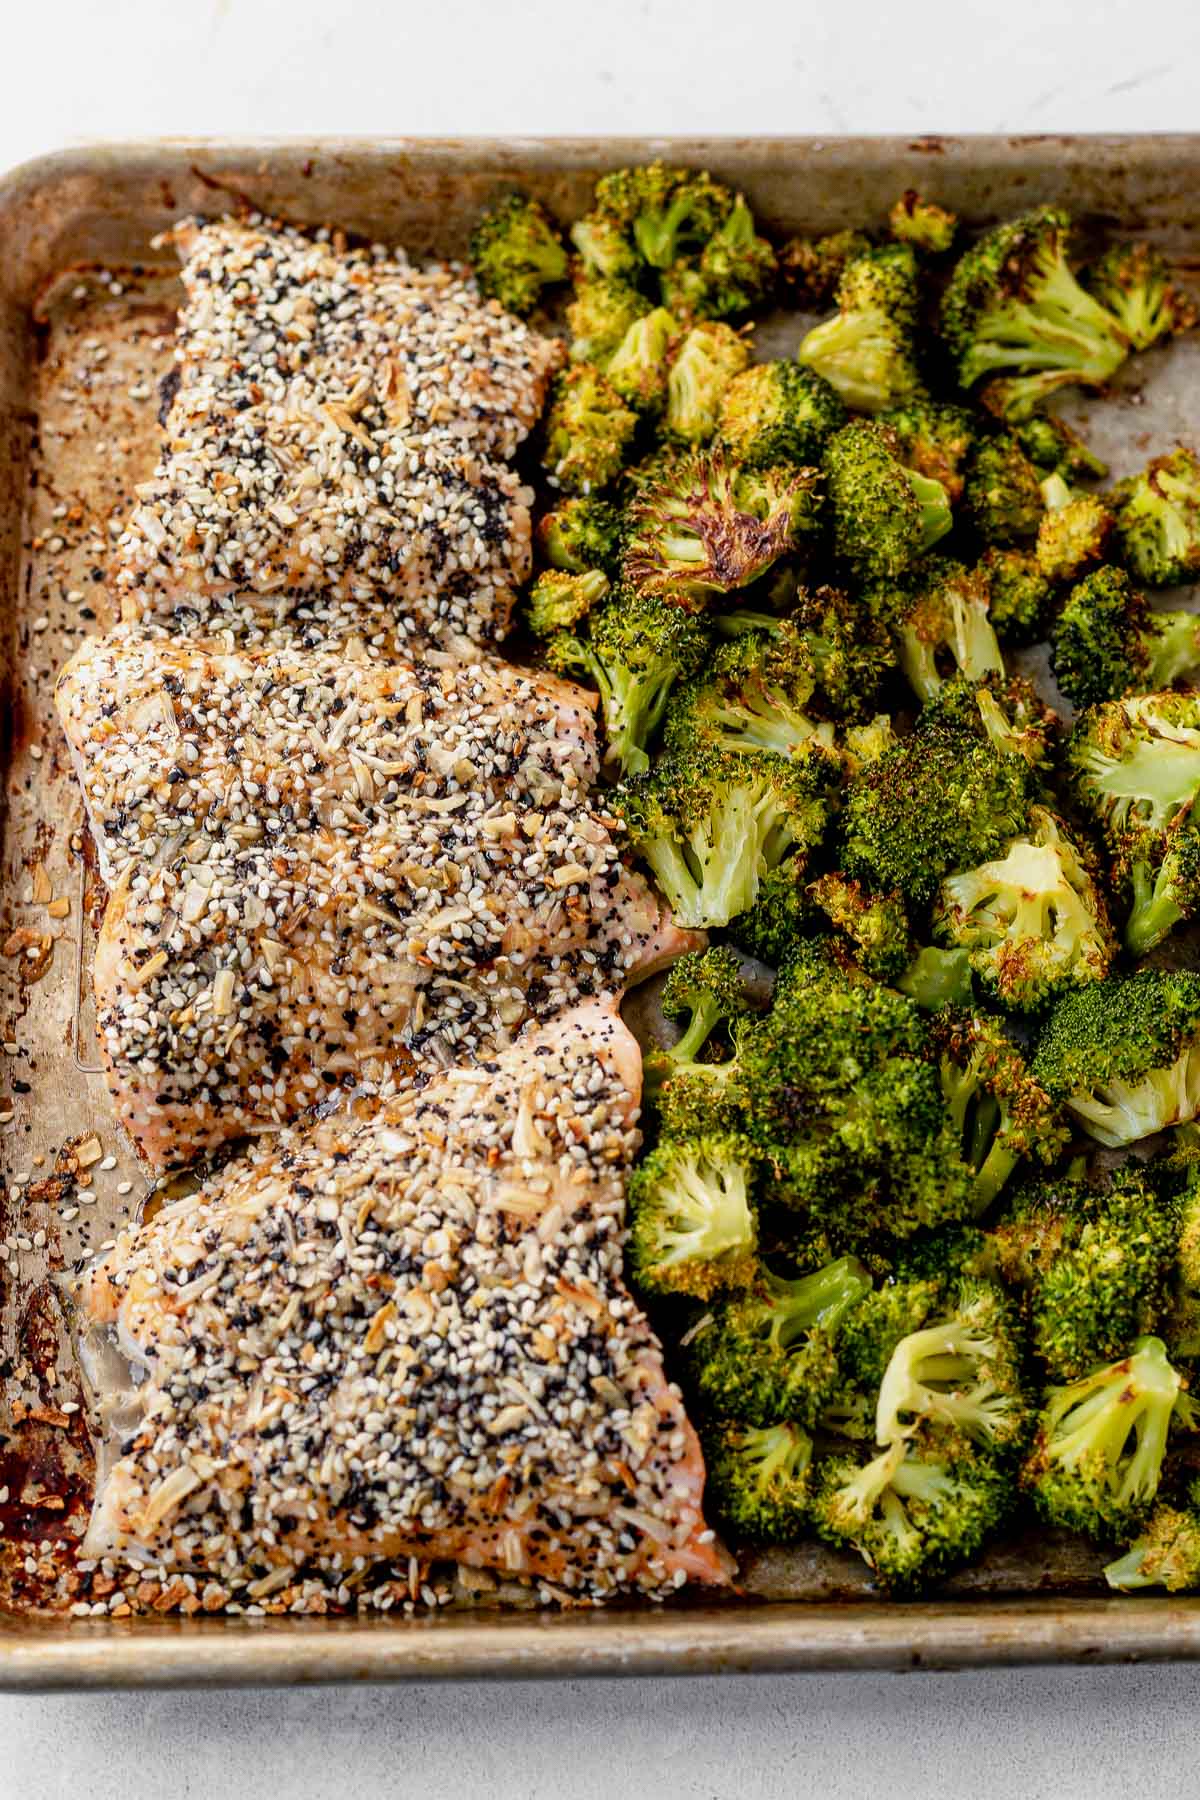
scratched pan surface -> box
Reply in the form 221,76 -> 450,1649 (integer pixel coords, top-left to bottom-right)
3,137 -> 1200,1689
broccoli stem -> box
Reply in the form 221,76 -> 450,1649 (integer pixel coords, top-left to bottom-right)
1103,1543 -> 1152,1589
910,469 -> 956,552
774,1256 -> 872,1345
1146,612 -> 1200,690
1125,855 -> 1187,960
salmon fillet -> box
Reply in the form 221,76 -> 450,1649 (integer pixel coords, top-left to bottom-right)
58,628 -> 696,1169
77,999 -> 733,1602
112,215 -> 564,648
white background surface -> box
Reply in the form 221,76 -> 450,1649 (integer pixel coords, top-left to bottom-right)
5,1 -> 1200,1792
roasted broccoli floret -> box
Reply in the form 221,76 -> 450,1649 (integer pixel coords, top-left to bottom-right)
888,189 -> 957,255
704,1418 -> 814,1541
726,856 -> 819,968
717,360 -> 846,469
542,365 -> 638,494
1014,413 -> 1108,482
798,244 -> 925,413
604,307 -> 677,413
655,945 -> 754,1074
1066,691 -> 1200,957
536,495 -> 622,576
962,433 -> 1046,546
687,1256 -> 872,1426
933,806 -> 1115,1014
627,1133 -> 758,1298
874,1280 -> 1028,1453
921,672 -> 1059,773
665,321 -> 751,444
742,946 -> 975,1239
546,585 -> 711,775
841,718 -> 1031,907
1111,448 -> 1200,588
1105,1481 -> 1200,1591
663,630 -> 833,761
615,743 -> 838,929
1032,968 -> 1200,1147
836,1278 -> 943,1394
940,206 -> 1130,418
1082,242 -> 1198,353
1035,473 -> 1115,582
878,399 -> 975,504
823,420 -> 952,584
606,163 -> 732,273
893,557 -> 1005,704
1024,1336 -> 1183,1538
622,448 -> 820,605
978,547 -> 1055,647
778,230 -> 872,308
808,872 -> 911,983
567,273 -> 648,367
661,196 -> 778,321
468,191 -> 568,315
813,1427 -> 1008,1592
934,1010 -> 1068,1214
526,567 -> 610,636
1051,565 -> 1200,708
786,584 -> 896,722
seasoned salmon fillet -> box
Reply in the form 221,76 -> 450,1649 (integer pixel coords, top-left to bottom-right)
112,215 -> 563,647
58,628 -> 696,1169
78,999 -> 733,1602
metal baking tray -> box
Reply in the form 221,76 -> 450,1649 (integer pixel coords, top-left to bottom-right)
4,135 -> 1200,1690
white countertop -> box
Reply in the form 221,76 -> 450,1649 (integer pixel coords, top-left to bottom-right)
6,1 -> 1200,1790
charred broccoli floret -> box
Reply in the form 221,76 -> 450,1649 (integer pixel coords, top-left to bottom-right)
874,1280 -> 1028,1453
798,244 -> 925,412
813,1427 -> 1008,1592
1024,1336 -> 1183,1538
468,191 -> 568,315
571,163 -> 729,282
536,495 -> 622,575
546,585 -> 711,775
717,360 -> 846,469
934,806 -> 1115,1014
526,567 -> 610,636
888,189 -> 957,255
841,718 -> 1031,907
934,1010 -> 1069,1214
878,399 -> 975,503
627,1133 -> 758,1298
1105,1480 -> 1200,1591
622,448 -> 820,605
940,206 -> 1130,418
920,673 -> 1060,773
1035,473 -> 1115,582
726,856 -> 819,968
541,364 -> 638,494
603,306 -> 677,413
1081,242 -> 1197,353
1033,968 -> 1200,1147
663,628 -> 833,760
823,420 -> 952,583
567,273 -> 648,367
1111,448 -> 1200,588
962,433 -> 1046,546
893,557 -> 1005,705
704,1419 -> 814,1541
661,196 -> 778,321
615,743 -> 838,929
1014,413 -> 1108,482
808,872 -> 911,983
664,321 -> 751,444
778,230 -> 872,308
785,585 -> 896,722
687,1256 -> 873,1426
1051,565 -> 1200,708
980,547 -> 1055,647
653,945 -> 754,1076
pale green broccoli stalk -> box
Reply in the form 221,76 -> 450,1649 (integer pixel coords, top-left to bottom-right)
1024,1337 -> 1183,1538
940,206 -> 1131,418
541,365 -> 638,494
604,307 -> 677,413
798,244 -> 926,412
933,806 -> 1116,1014
718,360 -> 846,469
665,321 -> 751,444
895,946 -> 975,1012
627,1134 -> 758,1299
469,191 -> 568,315
1111,449 -> 1200,588
1081,242 -> 1198,352
526,568 -> 610,636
